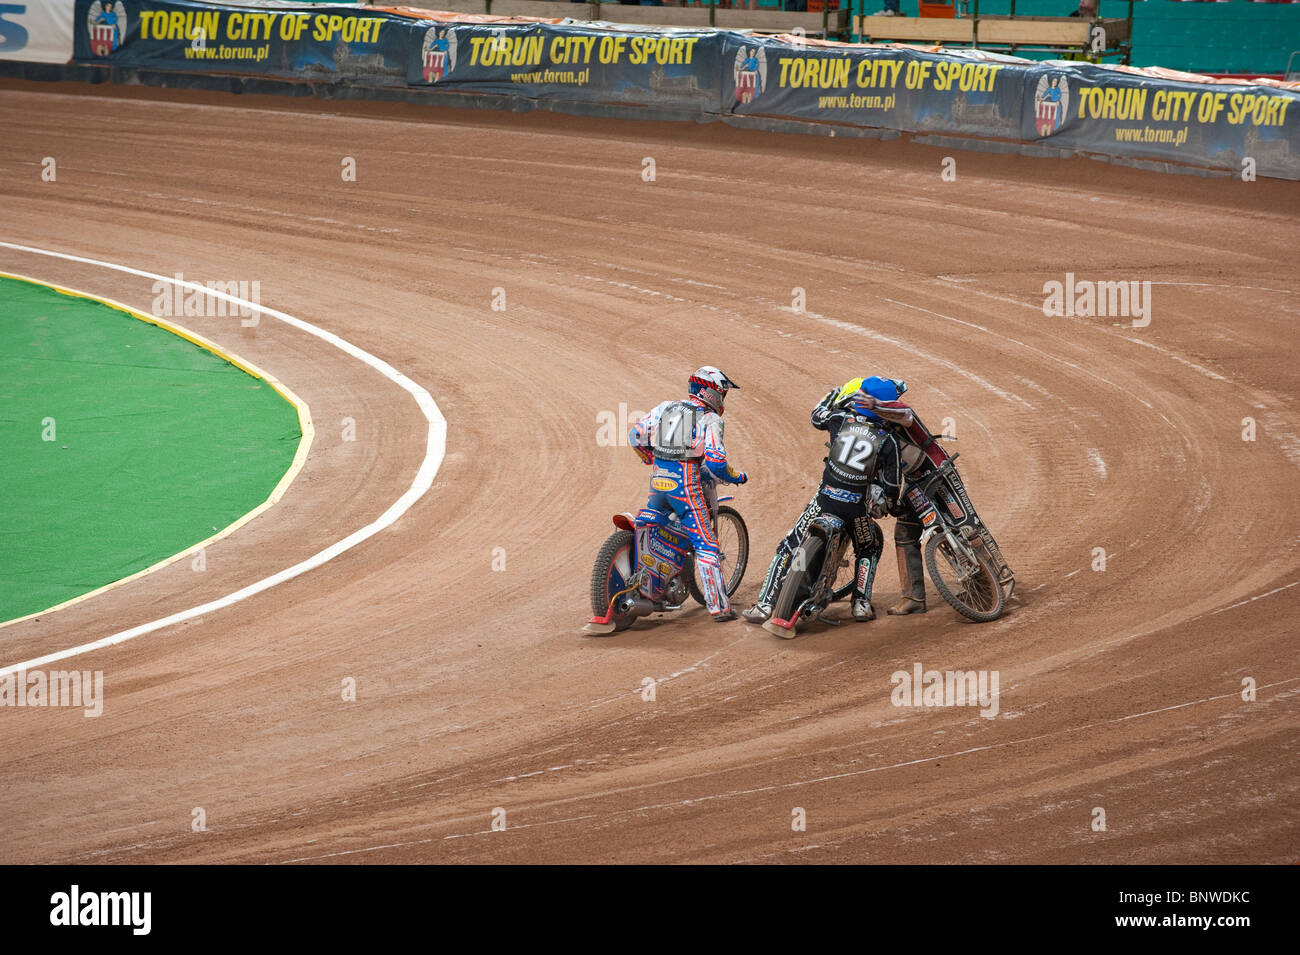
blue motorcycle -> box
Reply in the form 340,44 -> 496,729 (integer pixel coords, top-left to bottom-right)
584,486 -> 748,635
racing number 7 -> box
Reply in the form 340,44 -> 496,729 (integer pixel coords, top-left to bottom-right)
662,405 -> 694,450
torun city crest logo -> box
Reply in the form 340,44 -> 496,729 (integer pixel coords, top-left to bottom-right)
87,1 -> 128,57
422,27 -> 456,83
734,46 -> 766,105
1034,73 -> 1070,136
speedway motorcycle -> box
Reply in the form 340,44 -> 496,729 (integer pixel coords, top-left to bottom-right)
765,453 -> 1014,634
584,482 -> 749,634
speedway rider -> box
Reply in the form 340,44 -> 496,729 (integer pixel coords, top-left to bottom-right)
629,367 -> 748,622
861,379 -> 952,616
745,376 -> 916,626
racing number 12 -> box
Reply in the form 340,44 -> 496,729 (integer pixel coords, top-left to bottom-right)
834,433 -> 873,472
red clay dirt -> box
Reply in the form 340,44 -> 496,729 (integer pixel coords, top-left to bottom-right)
0,81 -> 1297,864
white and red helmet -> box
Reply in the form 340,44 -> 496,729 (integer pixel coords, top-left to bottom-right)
688,365 -> 740,414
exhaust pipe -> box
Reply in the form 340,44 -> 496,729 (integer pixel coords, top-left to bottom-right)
616,595 -> 659,617
582,593 -> 661,635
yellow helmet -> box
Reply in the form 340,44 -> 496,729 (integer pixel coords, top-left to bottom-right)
834,377 -> 865,405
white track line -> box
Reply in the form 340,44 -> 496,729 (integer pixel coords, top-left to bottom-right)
1208,580 -> 1300,616
0,241 -> 447,677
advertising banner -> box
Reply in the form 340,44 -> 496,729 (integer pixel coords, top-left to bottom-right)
404,19 -> 723,111
0,0 -> 75,64
1022,63 -> 1300,178
72,0 -> 410,83
720,34 -> 1031,141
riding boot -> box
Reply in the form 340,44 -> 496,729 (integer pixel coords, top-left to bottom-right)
887,544 -> 927,615
852,556 -> 876,621
696,552 -> 730,616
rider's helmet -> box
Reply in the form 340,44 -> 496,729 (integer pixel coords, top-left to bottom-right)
834,376 -> 866,406
836,375 -> 900,421
689,366 -> 740,415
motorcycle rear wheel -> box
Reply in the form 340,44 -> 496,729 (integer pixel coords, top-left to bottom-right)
589,529 -> 637,633
769,535 -> 825,632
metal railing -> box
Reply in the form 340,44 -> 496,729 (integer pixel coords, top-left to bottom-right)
373,0 -> 855,39
857,0 -> 1136,64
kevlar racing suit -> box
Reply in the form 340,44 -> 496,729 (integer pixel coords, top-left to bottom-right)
629,395 -> 746,615
753,392 -> 906,617
867,398 -> 952,613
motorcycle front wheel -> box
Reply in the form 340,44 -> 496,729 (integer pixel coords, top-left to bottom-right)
925,532 -> 1005,623
687,505 -> 750,606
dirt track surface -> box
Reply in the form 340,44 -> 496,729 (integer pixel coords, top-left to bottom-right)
1,83 -> 1297,864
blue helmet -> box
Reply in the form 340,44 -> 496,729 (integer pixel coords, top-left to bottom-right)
849,375 -> 902,420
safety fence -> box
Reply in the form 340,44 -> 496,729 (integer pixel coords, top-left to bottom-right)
2,1 -> 1296,177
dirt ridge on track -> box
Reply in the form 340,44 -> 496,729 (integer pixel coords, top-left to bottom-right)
1,82 -> 1297,863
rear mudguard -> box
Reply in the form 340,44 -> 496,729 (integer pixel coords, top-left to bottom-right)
808,513 -> 845,542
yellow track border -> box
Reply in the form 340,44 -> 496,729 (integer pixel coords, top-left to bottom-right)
0,271 -> 315,628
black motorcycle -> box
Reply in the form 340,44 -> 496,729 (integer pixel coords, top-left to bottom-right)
764,454 -> 1013,635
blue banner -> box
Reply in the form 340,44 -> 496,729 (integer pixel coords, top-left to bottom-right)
74,0 -> 410,83
720,35 -> 1029,141
1021,63 -> 1300,177
405,20 -> 723,112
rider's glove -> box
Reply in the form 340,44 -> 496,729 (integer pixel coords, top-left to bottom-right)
727,464 -> 748,485
867,483 -> 889,518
